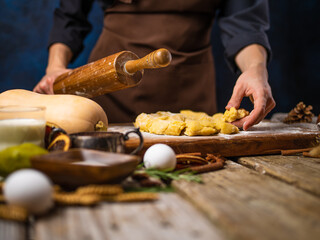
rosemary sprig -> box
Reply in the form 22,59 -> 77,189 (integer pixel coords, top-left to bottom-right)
134,167 -> 203,184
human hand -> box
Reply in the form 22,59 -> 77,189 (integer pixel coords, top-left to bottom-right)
226,64 -> 276,130
33,68 -> 71,94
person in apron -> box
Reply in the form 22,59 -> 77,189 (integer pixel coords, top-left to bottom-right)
34,0 -> 275,130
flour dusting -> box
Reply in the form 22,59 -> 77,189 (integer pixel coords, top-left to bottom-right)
108,120 -> 319,140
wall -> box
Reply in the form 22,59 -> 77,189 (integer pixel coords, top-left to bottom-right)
0,0 -> 103,90
0,0 -> 319,116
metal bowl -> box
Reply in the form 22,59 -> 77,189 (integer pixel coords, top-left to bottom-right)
69,128 -> 143,155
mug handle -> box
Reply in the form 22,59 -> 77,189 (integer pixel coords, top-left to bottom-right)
46,126 -> 67,148
123,128 -> 144,155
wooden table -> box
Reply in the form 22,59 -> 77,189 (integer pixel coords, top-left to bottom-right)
1,153 -> 319,240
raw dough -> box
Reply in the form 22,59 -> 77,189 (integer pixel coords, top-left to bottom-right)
181,110 -> 218,136
212,113 -> 239,134
134,109 -> 248,136
223,107 -> 249,123
134,112 -> 185,136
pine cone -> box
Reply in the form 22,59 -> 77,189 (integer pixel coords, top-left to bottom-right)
283,102 -> 314,124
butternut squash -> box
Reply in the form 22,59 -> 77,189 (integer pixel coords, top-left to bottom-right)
0,89 -> 108,134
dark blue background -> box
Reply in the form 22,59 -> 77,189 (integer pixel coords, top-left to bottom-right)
1,0 -> 319,116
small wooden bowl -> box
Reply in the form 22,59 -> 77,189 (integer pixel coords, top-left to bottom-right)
30,149 -> 141,188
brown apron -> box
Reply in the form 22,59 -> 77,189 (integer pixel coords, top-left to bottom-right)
89,0 -> 220,123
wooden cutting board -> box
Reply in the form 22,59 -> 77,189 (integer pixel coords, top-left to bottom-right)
108,121 -> 320,157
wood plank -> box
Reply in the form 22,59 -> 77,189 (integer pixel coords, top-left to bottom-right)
0,219 -> 27,240
237,155 -> 320,196
108,121 -> 319,157
172,160 -> 320,240
34,193 -> 225,240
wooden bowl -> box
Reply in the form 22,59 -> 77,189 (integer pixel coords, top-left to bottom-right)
30,149 -> 141,188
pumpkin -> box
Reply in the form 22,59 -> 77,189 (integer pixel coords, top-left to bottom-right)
0,89 -> 108,134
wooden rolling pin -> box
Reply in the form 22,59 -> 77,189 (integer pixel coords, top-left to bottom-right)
53,48 -> 172,98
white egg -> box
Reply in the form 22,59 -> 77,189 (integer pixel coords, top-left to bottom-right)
4,169 -> 53,215
143,144 -> 176,171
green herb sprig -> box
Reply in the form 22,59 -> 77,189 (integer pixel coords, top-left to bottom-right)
134,167 -> 203,184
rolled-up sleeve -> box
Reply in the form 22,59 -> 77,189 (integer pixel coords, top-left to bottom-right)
48,0 -> 95,61
218,0 -> 272,73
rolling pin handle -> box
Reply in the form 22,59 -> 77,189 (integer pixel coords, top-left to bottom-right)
124,48 -> 172,75
153,48 -> 172,67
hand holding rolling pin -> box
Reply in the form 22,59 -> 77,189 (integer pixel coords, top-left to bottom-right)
34,44 -> 171,98
34,43 -> 72,94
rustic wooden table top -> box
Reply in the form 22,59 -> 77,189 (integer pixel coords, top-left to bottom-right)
1,154 -> 319,240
